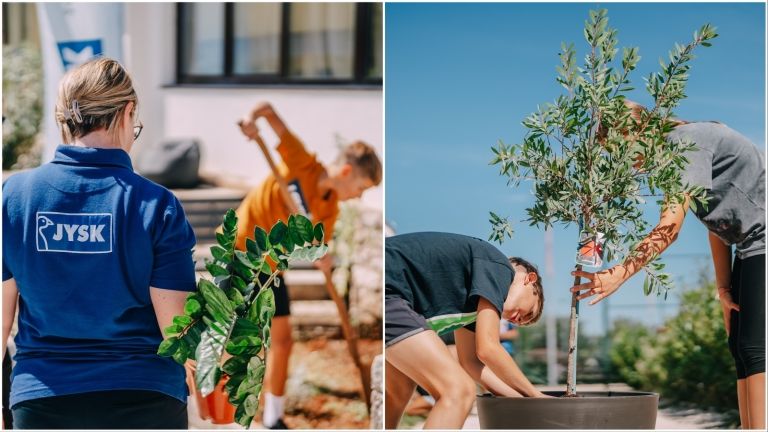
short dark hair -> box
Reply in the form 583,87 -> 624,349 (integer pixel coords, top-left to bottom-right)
508,257 -> 544,325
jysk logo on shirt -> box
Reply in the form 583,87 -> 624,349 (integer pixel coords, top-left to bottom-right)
36,212 -> 113,254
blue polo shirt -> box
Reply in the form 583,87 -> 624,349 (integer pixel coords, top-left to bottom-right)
2,145 -> 197,407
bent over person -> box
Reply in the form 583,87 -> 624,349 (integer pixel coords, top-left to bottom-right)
385,232 -> 550,429
235,103 -> 382,429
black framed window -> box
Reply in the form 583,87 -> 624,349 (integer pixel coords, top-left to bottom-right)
177,2 -> 382,86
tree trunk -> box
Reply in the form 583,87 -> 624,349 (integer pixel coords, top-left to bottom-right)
566,264 -> 582,396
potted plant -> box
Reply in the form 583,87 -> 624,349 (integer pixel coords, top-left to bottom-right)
482,8 -> 716,429
157,209 -> 328,427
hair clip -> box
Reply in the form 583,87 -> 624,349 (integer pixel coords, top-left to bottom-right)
71,100 -> 83,123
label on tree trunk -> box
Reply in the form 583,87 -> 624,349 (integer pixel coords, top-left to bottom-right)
576,230 -> 605,268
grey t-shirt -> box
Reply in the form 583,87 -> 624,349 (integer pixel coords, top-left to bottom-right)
667,122 -> 765,259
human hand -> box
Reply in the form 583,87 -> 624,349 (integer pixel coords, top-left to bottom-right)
237,116 -> 261,141
570,265 -> 630,305
532,391 -> 555,398
718,287 -> 739,336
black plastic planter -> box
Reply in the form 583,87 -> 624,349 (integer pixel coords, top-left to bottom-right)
477,391 -> 659,429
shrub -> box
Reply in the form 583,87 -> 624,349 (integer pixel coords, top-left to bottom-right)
655,282 -> 736,411
610,281 -> 738,422
2,43 -> 43,170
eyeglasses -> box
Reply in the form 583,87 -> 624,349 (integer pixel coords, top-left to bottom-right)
133,120 -> 143,141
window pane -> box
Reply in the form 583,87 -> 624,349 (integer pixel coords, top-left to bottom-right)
233,3 -> 282,75
180,3 -> 224,76
368,3 -> 383,79
289,3 -> 355,79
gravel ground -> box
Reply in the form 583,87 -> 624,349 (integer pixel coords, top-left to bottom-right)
189,338 -> 382,430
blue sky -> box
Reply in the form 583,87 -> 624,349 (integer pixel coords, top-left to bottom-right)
385,2 -> 766,335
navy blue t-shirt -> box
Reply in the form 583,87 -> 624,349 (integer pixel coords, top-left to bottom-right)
2,145 -> 197,407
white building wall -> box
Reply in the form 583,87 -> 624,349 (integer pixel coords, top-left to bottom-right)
124,3 -> 383,210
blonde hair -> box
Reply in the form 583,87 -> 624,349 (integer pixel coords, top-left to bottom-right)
55,57 -> 138,144
596,99 -> 689,144
335,141 -> 382,185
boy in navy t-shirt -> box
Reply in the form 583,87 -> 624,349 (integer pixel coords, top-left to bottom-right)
385,232 -> 549,429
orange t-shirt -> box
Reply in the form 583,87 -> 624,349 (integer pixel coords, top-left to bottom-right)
234,130 -> 339,252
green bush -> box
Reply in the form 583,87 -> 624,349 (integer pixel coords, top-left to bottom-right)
655,282 -> 736,411
2,43 -> 43,170
610,281 -> 738,422
609,319 -> 665,390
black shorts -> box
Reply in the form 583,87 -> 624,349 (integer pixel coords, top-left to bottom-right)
258,273 -> 290,317
728,254 -> 765,379
385,296 -> 430,347
11,390 -> 187,429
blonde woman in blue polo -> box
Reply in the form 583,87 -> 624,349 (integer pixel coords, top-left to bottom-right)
2,58 -> 196,429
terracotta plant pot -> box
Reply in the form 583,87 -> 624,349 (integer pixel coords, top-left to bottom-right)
185,364 -> 236,424
477,391 -> 659,429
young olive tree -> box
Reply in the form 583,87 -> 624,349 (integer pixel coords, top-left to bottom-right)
157,210 -> 327,426
490,9 -> 716,395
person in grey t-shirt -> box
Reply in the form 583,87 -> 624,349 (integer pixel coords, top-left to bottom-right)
572,102 -> 765,429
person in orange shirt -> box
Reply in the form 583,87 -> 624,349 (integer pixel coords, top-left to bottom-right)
236,103 -> 381,429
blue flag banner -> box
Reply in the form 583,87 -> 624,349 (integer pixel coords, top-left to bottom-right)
37,3 -> 124,162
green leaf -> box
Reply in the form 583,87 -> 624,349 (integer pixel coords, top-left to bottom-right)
268,220 -> 288,246
280,230 -> 295,254
172,340 -> 190,365
225,372 -> 247,403
164,324 -> 183,336
254,288 -> 276,326
234,404 -> 254,427
206,262 -> 229,278
276,258 -> 289,272
222,356 -> 250,375
258,261 -> 272,276
231,275 -> 247,293
195,323 -> 232,396
643,276 -> 652,296
210,245 -> 230,263
231,317 -> 261,339
245,238 -> 261,257
203,316 -> 226,336
262,325 -> 271,349
247,356 -> 266,382
232,260 -> 254,281
216,232 -> 233,249
157,336 -> 180,357
184,298 -> 203,318
243,394 -> 260,417
225,335 -> 263,356
313,223 -> 324,243
269,250 -> 281,266
235,250 -> 257,270
173,315 -> 193,328
289,214 -> 314,245
199,279 -> 235,321
236,375 -> 263,402
689,197 -> 698,213
223,209 -> 237,233
227,287 -> 245,307
288,244 -> 328,263
254,226 -> 269,251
